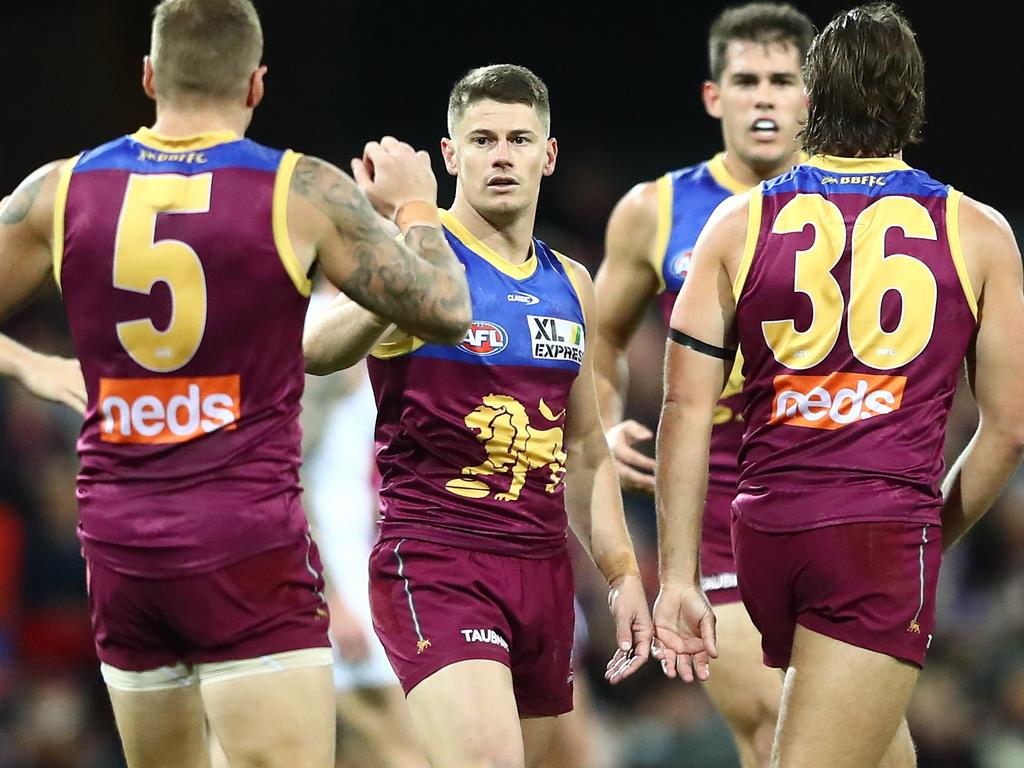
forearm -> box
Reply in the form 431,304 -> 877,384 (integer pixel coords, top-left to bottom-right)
304,298 -> 392,375
565,428 -> 639,583
941,423 -> 1024,549
0,334 -> 34,382
594,336 -> 629,427
655,399 -> 713,585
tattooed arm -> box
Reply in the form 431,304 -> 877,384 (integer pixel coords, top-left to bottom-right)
287,140 -> 471,346
0,159 -> 87,413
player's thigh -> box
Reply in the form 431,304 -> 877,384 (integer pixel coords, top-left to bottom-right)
106,679 -> 210,768
703,600 -> 782,733
406,659 -> 525,768
772,625 -> 919,768
521,716 -> 559,768
201,660 -> 335,768
336,684 -> 423,754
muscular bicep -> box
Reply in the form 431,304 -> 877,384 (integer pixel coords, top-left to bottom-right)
0,161 -> 64,322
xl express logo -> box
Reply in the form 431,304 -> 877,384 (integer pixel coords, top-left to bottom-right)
460,321 -> 508,356
528,315 -> 585,364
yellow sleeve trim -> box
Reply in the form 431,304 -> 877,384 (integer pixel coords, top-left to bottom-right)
370,330 -> 426,360
51,154 -> 81,290
946,188 -> 978,321
650,174 -> 672,294
732,185 -> 764,303
272,150 -> 312,297
553,249 -> 586,307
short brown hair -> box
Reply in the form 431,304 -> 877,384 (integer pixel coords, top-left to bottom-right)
708,3 -> 815,82
151,0 -> 263,102
447,65 -> 551,137
802,4 -> 925,157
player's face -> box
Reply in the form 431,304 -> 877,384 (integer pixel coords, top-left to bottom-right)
704,40 -> 805,171
443,100 -> 557,220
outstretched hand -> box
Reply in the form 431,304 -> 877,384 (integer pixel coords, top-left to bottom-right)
604,573 -> 654,684
652,583 -> 717,683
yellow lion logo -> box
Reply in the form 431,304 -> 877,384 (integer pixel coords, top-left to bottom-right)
445,394 -> 567,502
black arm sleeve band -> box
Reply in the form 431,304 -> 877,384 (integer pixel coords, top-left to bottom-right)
668,328 -> 737,361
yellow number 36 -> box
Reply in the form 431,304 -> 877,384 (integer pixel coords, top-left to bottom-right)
762,194 -> 938,371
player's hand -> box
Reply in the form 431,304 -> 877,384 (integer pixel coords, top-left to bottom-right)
17,353 -> 86,414
603,573 -> 653,684
350,136 -> 437,221
329,595 -> 371,663
651,583 -> 717,683
606,420 -> 656,496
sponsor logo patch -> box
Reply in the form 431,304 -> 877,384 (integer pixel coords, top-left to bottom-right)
507,291 -> 540,305
528,315 -> 584,364
770,372 -> 906,431
99,375 -> 240,444
460,321 -> 508,356
460,628 -> 510,652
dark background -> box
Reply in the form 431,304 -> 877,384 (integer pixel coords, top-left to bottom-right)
2,3 -> 1023,767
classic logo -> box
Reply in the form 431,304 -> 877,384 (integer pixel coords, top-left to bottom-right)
460,321 -> 508,356
528,315 -> 584,364
770,372 -> 906,431
671,250 -> 692,280
445,395 -> 567,502
507,291 -> 540,305
99,375 -> 241,444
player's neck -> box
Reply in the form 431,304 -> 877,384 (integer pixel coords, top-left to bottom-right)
150,104 -> 248,140
719,149 -> 803,186
449,197 -> 537,266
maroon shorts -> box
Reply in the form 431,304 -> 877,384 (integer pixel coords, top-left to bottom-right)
86,537 -> 330,671
701,483 -> 740,607
369,537 -> 574,718
733,518 -> 941,669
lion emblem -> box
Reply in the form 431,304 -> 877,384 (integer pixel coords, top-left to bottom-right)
445,394 -> 567,502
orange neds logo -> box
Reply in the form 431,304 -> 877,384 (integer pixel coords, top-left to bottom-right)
99,375 -> 241,444
770,372 -> 907,431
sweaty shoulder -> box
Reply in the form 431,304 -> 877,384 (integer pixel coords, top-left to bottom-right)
956,194 -> 1021,304
697,190 -> 752,285
604,180 -> 659,270
1,158 -> 70,238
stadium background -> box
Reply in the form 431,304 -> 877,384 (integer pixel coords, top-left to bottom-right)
1,1 -> 1022,765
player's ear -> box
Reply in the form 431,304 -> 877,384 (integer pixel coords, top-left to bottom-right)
440,137 -> 459,177
702,80 -> 723,119
542,138 -> 557,177
142,56 -> 157,101
247,65 -> 268,109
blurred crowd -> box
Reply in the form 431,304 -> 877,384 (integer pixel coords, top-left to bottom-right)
1,179 -> 1022,768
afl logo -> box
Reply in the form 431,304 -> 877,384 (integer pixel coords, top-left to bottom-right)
460,321 -> 509,356
671,250 -> 693,280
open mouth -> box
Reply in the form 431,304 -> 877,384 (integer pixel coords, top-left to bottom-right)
487,176 -> 519,191
751,118 -> 779,137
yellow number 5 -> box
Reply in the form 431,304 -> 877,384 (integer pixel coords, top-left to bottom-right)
113,173 -> 212,372
763,194 -> 938,371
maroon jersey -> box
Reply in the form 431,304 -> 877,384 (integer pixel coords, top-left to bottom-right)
56,128 -> 313,576
731,156 -> 977,532
368,211 -> 585,558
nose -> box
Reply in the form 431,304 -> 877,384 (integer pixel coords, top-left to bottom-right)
492,139 -> 513,168
755,83 -> 775,111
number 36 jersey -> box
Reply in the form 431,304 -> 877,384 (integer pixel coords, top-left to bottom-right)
57,128 -> 312,577
733,156 -> 977,532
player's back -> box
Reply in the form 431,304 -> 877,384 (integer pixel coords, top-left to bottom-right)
733,156 -> 977,532
58,127 -> 312,576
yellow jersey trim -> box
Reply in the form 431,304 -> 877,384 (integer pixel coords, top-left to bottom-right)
51,154 -> 81,289
440,209 -> 538,280
370,331 -> 427,360
805,155 -> 912,174
552,250 -> 585,307
272,150 -> 312,297
130,127 -> 240,152
650,175 -> 672,294
733,185 -> 764,303
945,188 -> 978,320
707,153 -> 751,196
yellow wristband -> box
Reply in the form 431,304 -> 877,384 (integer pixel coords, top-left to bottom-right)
395,201 -> 441,234
601,551 -> 641,585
